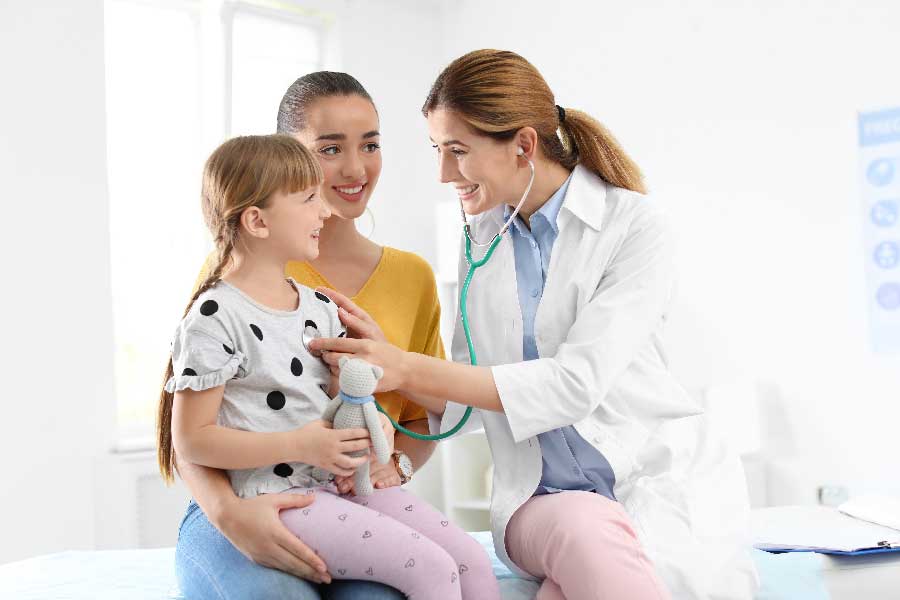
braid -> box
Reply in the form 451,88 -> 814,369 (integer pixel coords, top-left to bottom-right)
157,133 -> 321,484
157,238 -> 233,484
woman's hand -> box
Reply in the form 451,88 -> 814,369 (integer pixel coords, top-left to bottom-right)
293,420 -> 371,476
217,492 -> 333,584
316,287 -> 388,343
333,412 -> 398,495
310,336 -> 409,393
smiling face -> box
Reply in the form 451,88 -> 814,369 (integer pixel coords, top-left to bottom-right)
262,184 -> 332,262
291,95 -> 382,220
427,108 -> 527,216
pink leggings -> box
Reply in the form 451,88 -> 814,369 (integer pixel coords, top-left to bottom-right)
279,485 -> 499,600
505,491 -> 671,600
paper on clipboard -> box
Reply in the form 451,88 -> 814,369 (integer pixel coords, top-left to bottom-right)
839,494 -> 900,532
751,505 -> 900,553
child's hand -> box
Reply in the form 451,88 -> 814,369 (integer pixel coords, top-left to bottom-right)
334,412 -> 396,495
375,411 -> 396,452
294,420 -> 370,476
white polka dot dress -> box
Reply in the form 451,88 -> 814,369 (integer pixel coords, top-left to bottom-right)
165,279 -> 346,498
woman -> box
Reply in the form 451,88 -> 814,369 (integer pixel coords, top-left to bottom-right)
311,50 -> 758,600
173,72 -> 442,600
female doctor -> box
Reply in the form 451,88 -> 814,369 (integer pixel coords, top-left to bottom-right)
310,49 -> 758,600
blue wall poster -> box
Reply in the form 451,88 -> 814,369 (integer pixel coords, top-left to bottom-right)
859,107 -> 900,353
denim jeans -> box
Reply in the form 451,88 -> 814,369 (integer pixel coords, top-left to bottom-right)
175,501 -> 405,600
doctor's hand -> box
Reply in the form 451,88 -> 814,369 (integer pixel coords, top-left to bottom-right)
315,287 -> 388,344
309,335 -> 408,394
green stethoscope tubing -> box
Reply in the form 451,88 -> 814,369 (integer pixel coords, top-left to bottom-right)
374,229 -> 502,441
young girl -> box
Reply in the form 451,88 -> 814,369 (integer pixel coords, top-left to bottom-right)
158,134 -> 499,600
176,73 -> 448,600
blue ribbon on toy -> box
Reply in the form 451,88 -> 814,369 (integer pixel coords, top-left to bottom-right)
339,391 -> 374,405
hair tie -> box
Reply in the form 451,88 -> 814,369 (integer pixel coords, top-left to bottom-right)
556,104 -> 566,123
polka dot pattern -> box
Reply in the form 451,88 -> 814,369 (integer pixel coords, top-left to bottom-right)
291,358 -> 304,376
274,463 -> 294,477
171,285 -> 355,498
267,391 -> 286,410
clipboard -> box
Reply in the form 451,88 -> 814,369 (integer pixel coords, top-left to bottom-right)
752,505 -> 900,556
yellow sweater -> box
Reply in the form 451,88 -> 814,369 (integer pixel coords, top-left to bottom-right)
197,247 -> 444,424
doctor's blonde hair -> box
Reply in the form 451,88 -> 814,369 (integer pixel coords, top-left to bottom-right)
156,134 -> 322,484
423,49 -> 645,194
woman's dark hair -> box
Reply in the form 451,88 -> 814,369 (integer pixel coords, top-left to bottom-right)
277,71 -> 375,134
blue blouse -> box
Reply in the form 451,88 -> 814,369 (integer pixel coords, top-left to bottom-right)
504,172 -> 616,500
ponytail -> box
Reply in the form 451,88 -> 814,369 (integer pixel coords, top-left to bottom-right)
560,108 -> 645,194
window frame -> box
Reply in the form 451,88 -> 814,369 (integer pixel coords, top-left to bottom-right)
105,0 -> 337,451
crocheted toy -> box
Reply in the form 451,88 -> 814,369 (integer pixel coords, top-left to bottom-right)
312,356 -> 391,496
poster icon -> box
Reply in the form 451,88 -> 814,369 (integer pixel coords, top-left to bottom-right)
871,200 -> 898,227
876,282 -> 900,310
867,159 -> 895,187
874,241 -> 899,269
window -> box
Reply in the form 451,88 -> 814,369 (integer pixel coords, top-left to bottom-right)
104,0 -> 329,442
230,7 -> 322,135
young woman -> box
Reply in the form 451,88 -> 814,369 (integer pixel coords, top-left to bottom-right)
311,50 -> 758,600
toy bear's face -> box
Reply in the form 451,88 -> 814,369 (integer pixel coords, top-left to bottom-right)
338,357 -> 383,397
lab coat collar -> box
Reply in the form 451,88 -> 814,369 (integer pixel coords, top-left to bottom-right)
560,164 -> 607,232
487,164 -> 607,233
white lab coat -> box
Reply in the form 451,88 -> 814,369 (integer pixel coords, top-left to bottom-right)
429,165 -> 758,599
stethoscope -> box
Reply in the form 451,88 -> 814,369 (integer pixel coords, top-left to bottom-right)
305,148 -> 535,441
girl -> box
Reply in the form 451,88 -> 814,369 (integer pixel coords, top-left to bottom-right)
159,134 -> 499,600
311,50 -> 758,600
175,73 -> 447,600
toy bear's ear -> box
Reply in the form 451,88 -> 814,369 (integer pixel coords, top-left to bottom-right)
339,356 -> 350,368
372,365 -> 384,380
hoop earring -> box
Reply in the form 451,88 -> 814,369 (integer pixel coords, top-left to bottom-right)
360,206 -> 375,238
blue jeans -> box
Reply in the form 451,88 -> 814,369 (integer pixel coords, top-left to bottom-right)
176,501 -> 405,600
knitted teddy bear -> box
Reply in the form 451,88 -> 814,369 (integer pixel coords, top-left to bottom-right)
312,356 -> 391,496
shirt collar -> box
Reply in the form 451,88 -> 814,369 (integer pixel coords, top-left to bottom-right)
504,170 -> 574,235
488,164 -> 610,233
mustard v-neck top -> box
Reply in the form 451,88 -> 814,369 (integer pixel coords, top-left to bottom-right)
196,246 -> 443,424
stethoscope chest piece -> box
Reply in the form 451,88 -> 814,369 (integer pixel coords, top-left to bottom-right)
302,323 -> 323,358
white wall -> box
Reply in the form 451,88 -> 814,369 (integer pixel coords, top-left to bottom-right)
338,0 -> 445,265
436,0 -> 900,500
0,1 -> 115,564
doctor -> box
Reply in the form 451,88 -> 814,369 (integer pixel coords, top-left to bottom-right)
311,49 -> 758,600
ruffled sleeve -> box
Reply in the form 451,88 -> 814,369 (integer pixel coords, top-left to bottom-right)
164,325 -> 247,393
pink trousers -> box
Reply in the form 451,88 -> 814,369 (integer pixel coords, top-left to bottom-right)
505,491 -> 671,600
